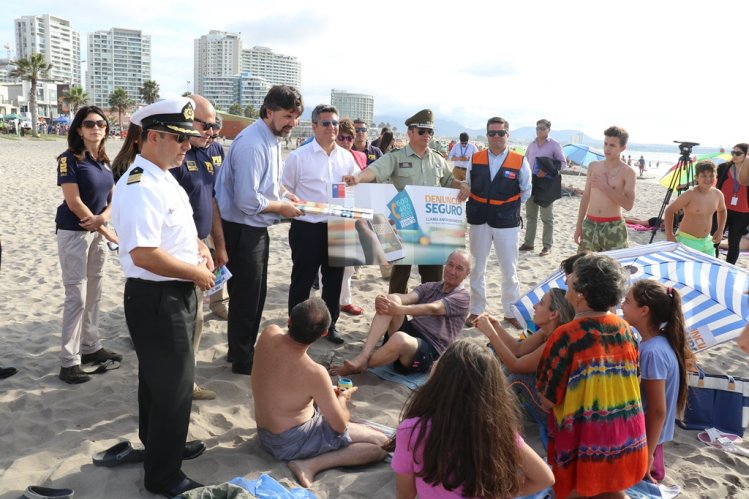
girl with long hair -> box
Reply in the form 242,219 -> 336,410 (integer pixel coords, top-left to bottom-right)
386,340 -> 553,498
55,105 -> 122,384
622,279 -> 692,482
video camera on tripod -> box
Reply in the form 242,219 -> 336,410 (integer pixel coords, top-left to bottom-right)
675,140 -> 700,159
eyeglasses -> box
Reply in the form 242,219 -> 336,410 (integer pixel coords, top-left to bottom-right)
487,130 -> 509,137
355,127 -> 368,133
535,126 -> 547,131
316,120 -> 339,128
414,128 -> 434,136
156,130 -> 192,143
337,135 -> 354,142
195,118 -> 220,130
731,150 -> 745,156
82,120 -> 107,129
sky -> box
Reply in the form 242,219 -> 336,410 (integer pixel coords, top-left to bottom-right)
2,0 -> 745,148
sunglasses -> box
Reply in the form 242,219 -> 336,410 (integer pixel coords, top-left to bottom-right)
158,130 -> 192,143
535,126 -> 547,131
414,128 -> 434,136
487,130 -> 509,137
195,118 -> 220,130
317,120 -> 339,128
337,135 -> 354,142
82,120 -> 107,129
731,150 -> 745,156
355,127 -> 368,133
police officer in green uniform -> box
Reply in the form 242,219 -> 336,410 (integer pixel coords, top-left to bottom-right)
343,109 -> 462,294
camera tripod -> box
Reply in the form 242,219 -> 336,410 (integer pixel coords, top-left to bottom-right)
649,140 -> 699,243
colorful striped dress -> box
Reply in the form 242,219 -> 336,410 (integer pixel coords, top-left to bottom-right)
536,314 -> 648,498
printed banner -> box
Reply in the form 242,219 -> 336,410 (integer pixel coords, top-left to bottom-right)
328,184 -> 466,266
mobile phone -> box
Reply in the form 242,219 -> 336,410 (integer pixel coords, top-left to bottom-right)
369,213 -> 404,262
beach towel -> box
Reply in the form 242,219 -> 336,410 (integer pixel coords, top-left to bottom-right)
515,480 -> 680,499
178,474 -> 317,498
370,364 -> 428,390
626,222 -> 656,232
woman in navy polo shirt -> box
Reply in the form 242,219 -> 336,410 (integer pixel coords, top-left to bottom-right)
55,106 -> 122,384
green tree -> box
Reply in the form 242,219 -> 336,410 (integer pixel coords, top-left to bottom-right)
140,80 -> 160,104
228,103 -> 243,116
243,104 -> 258,119
9,53 -> 52,138
108,87 -> 134,128
65,85 -> 88,114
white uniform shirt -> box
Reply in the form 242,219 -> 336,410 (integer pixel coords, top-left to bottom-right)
448,141 -> 478,169
281,140 -> 358,223
111,155 -> 199,281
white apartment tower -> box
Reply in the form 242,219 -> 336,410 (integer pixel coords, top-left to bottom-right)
14,14 -> 81,86
193,31 -> 241,96
241,46 -> 301,89
87,28 -> 152,109
331,90 -> 374,125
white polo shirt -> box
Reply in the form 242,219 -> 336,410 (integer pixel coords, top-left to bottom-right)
281,139 -> 358,223
111,155 -> 199,281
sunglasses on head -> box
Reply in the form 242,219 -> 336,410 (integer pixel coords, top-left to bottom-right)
413,128 -> 434,136
487,130 -> 508,137
731,150 -> 745,156
355,127 -> 368,133
337,135 -> 354,142
195,118 -> 220,130
82,120 -> 107,129
317,119 -> 339,128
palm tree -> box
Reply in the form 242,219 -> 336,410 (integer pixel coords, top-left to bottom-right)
244,104 -> 258,119
228,103 -> 243,116
108,87 -> 133,129
140,80 -> 160,104
9,53 -> 52,138
65,85 -> 88,114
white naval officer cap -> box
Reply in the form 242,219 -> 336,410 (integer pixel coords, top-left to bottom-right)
130,97 -> 202,137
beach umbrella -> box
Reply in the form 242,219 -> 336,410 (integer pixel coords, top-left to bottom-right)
562,144 -> 604,168
52,116 -> 70,125
659,152 -> 732,190
2,113 -> 21,121
511,242 -> 748,353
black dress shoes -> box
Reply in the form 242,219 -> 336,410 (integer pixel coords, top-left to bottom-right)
231,361 -> 252,375
325,328 -> 344,345
147,476 -> 203,498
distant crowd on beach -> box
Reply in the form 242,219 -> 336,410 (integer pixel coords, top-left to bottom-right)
3,83 -> 749,498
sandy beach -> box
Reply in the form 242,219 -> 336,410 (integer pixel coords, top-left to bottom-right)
0,136 -> 747,498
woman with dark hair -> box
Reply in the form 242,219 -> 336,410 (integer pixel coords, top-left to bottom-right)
537,253 -> 647,498
55,105 -> 122,384
379,131 -> 395,153
112,123 -> 142,182
387,340 -> 554,498
623,279 -> 692,482
716,143 -> 749,264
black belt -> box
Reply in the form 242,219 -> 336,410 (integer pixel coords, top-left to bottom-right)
126,278 -> 195,289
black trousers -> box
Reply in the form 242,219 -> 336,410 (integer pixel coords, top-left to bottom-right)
723,210 -> 749,264
388,264 -> 443,295
222,220 -> 269,369
124,278 -> 196,490
288,220 -> 343,330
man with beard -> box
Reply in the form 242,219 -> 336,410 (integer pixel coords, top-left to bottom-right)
214,85 -> 304,375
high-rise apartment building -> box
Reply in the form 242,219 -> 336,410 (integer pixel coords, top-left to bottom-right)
87,28 -> 151,109
193,31 -> 241,96
331,89 -> 374,125
241,46 -> 301,88
14,14 -> 81,86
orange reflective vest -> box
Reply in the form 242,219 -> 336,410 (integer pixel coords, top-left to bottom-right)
466,149 -> 523,228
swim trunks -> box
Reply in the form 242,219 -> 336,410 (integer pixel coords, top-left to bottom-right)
579,215 -> 628,252
257,407 -> 351,461
676,231 -> 714,256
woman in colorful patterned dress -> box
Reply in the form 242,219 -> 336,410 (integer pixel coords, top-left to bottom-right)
536,253 -> 648,498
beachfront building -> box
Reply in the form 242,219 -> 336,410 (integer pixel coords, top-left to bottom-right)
193,31 -> 242,97
241,46 -> 301,88
87,28 -> 152,109
331,89 -> 374,125
200,72 -> 272,113
14,14 -> 82,86
3,80 -> 59,119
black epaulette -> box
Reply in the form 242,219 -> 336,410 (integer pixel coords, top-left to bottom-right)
127,167 -> 144,185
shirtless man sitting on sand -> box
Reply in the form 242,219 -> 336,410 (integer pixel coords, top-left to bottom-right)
330,250 -> 470,377
664,160 -> 727,256
574,126 -> 636,252
252,297 -> 387,487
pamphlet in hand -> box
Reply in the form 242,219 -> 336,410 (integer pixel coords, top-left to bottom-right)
296,201 -> 374,220
207,265 -> 232,296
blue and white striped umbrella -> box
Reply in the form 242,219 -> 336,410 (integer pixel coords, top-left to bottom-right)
511,242 -> 748,353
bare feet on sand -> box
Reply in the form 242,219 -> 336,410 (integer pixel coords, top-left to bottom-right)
288,460 -> 313,488
329,358 -> 366,376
